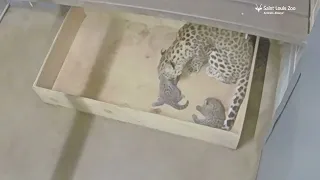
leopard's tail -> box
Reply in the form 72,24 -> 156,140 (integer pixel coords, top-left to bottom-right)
223,70 -> 250,130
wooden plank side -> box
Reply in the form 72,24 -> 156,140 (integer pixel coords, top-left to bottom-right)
33,86 -> 240,149
253,40 -> 282,151
81,0 -> 308,43
34,7 -> 86,89
27,0 -> 81,6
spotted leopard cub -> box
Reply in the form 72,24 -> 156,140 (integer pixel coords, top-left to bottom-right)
157,23 -> 255,130
205,34 -> 255,130
192,97 -> 226,129
154,23 -> 217,109
152,75 -> 189,110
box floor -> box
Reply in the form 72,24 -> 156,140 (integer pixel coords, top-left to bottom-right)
52,10 -> 238,124
0,4 -> 278,180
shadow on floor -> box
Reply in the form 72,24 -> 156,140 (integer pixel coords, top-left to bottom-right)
50,5 -> 126,180
238,37 -> 270,148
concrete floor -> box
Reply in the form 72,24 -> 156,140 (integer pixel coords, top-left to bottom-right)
0,4 -> 273,180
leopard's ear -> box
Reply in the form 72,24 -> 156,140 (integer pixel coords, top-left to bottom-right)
204,99 -> 209,105
161,49 -> 166,55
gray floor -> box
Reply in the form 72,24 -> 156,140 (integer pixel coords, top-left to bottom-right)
0,4 -> 270,180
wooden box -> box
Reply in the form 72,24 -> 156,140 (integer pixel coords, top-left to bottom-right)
33,7 -> 281,149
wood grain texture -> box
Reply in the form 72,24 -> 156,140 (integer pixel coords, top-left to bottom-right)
51,11 -> 239,126
33,7 -> 278,149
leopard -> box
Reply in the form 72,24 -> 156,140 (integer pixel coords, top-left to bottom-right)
156,22 -> 255,130
152,75 -> 189,110
192,97 -> 226,129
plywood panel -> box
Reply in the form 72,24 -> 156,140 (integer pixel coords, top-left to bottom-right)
52,10 -> 238,124
33,7 -> 279,149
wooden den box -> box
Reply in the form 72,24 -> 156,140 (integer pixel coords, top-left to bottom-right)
33,7 -> 282,149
